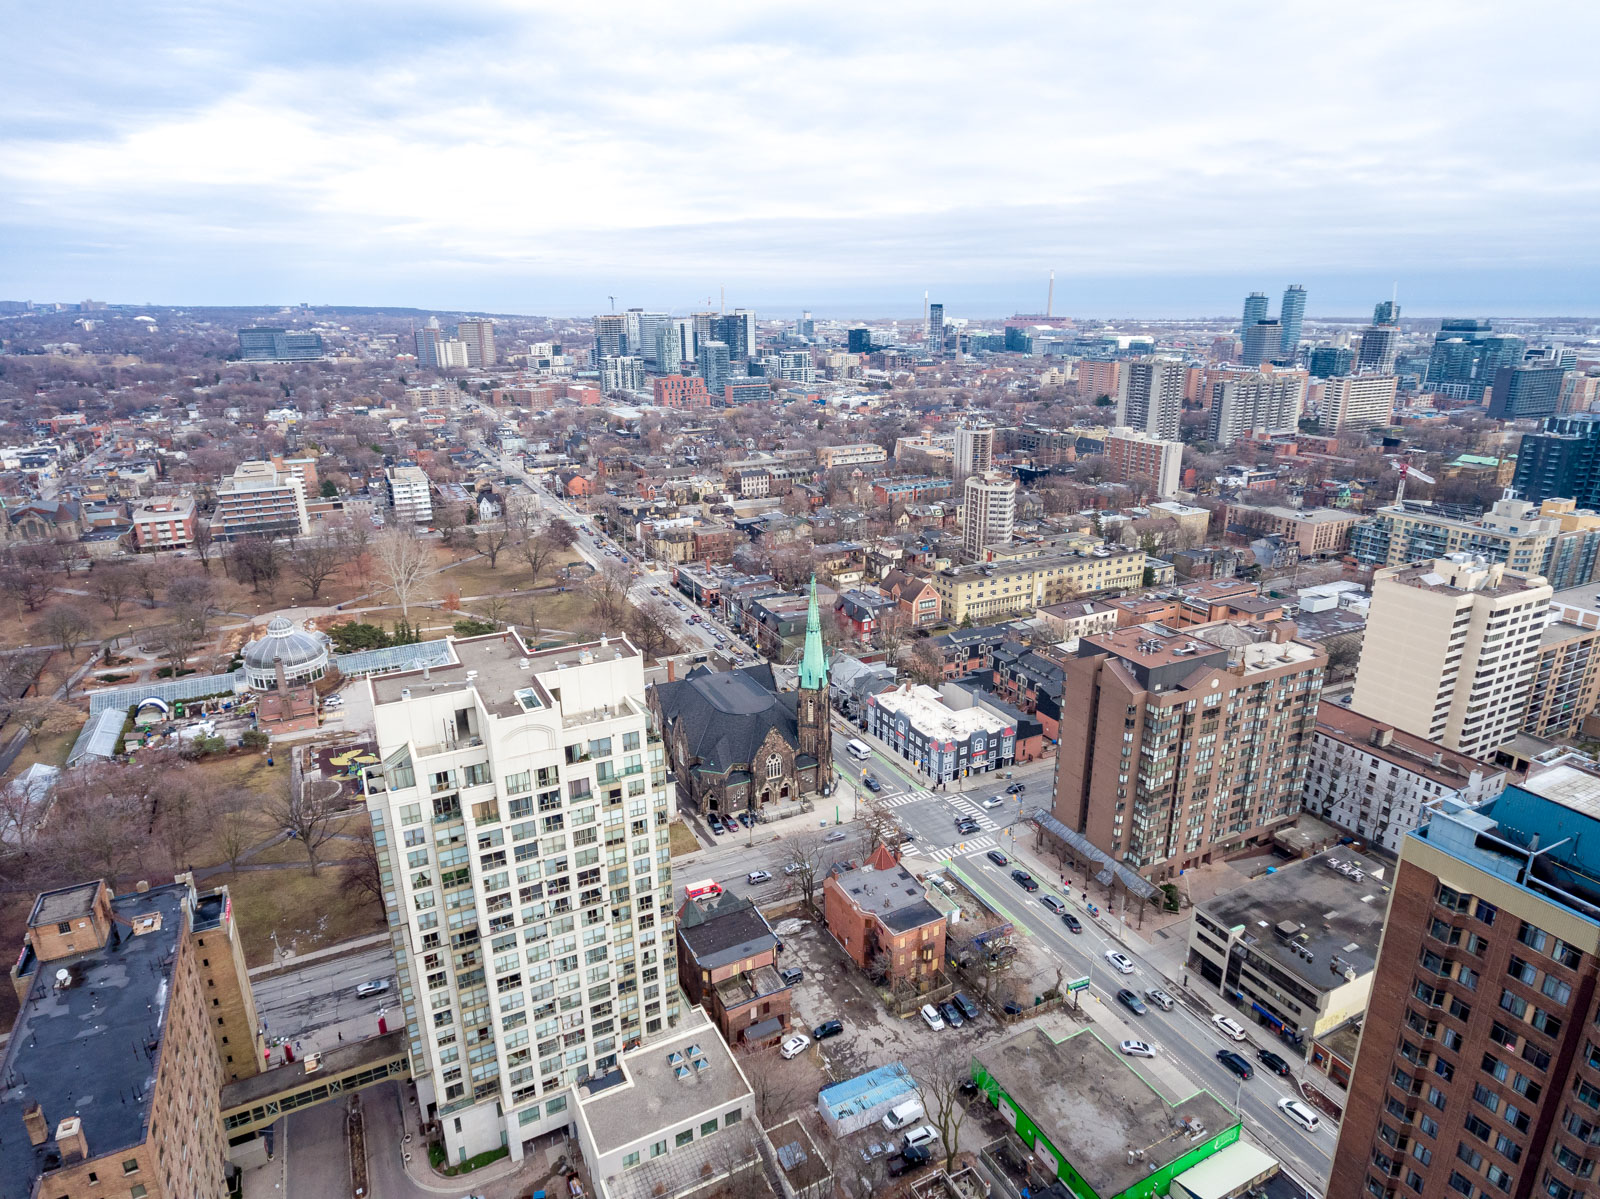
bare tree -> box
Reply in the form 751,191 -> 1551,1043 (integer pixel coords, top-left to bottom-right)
586,559 -> 632,628
154,769 -> 216,873
128,557 -> 168,608
783,831 -> 829,910
373,525 -> 431,617
627,600 -> 676,660
341,822 -> 385,909
153,608 -> 207,673
265,774 -> 341,875
905,640 -> 945,687
433,501 -> 470,552
191,519 -> 218,573
165,571 -> 219,635
34,603 -> 94,658
910,1048 -> 978,1173
227,536 -> 281,594
11,697 -> 79,750
476,516 -> 514,569
91,565 -> 136,618
288,535 -> 342,601
218,801 -> 255,873
333,519 -> 374,589
0,559 -> 54,612
742,1051 -> 804,1126
855,790 -> 901,860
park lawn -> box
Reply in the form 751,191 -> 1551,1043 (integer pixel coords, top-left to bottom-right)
668,820 -> 700,857
245,811 -> 369,866
2,722 -> 83,783
221,866 -> 386,967
174,753 -> 294,868
435,546 -> 585,600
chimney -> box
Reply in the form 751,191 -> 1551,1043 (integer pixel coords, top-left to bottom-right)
23,1102 -> 47,1146
666,658 -> 677,683
55,1117 -> 87,1163
274,654 -> 287,693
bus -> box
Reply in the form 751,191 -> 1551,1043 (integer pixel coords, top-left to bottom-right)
684,879 -> 723,900
846,739 -> 872,761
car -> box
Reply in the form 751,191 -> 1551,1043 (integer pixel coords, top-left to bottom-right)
953,992 -> 980,1021
356,980 -> 390,997
651,586 -> 662,595
784,862 -> 804,875
1216,1050 -> 1253,1080
1061,913 -> 1082,933
323,693 -> 344,708
1257,1050 -> 1292,1077
1006,782 -> 1027,794
1145,988 -> 1175,1012
1105,951 -> 1135,974
886,1145 -> 932,1177
824,830 -> 849,843
813,1019 -> 844,1040
955,819 -> 979,835
1278,1098 -> 1321,1132
986,849 -> 1009,867
1119,1039 -> 1155,1058
939,1002 -> 964,1028
1117,988 -> 1147,1015
737,811 -> 754,827
1011,869 -> 1038,892
862,775 -> 882,792
1040,895 -> 1066,915
1212,1015 -> 1247,1041
982,795 -> 1004,808
746,870 -> 772,885
920,1003 -> 945,1031
709,817 -> 728,834
902,1125 -> 938,1151
780,1034 -> 811,1059
779,966 -> 803,986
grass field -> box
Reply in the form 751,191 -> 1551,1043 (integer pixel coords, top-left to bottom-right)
222,866 -> 386,966
668,820 -> 701,857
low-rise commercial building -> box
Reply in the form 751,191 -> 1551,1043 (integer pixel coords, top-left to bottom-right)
864,682 -> 1015,782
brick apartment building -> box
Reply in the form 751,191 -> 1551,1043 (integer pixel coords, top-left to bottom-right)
824,846 -> 947,986
1222,502 -> 1360,557
130,495 -> 198,551
652,375 -> 710,407
675,891 -> 793,1050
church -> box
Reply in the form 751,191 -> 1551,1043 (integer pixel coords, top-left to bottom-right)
651,579 -> 833,817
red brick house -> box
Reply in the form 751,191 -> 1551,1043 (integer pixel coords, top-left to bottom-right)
824,845 -> 947,987
675,891 -> 793,1050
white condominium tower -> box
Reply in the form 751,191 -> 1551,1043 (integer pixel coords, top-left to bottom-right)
364,632 -> 679,1165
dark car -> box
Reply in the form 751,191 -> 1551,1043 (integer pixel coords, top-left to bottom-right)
987,849 -> 1009,867
1117,988 -> 1147,1015
813,1019 -> 844,1041
887,1145 -> 932,1177
1257,1049 -> 1292,1077
955,819 -> 980,835
1011,869 -> 1037,892
1216,1050 -> 1254,1080
863,774 -> 882,793
953,992 -> 980,1021
707,816 -> 725,834
940,1001 -> 964,1029
1061,913 -> 1082,933
1006,782 -> 1027,794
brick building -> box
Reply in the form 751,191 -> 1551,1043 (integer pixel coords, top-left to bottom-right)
130,495 -> 198,552
675,891 -> 792,1050
652,374 -> 710,407
824,845 -> 947,985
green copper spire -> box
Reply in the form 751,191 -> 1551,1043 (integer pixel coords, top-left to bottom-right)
799,574 -> 827,691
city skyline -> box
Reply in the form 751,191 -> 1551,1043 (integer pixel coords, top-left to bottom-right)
6,2 -> 1600,313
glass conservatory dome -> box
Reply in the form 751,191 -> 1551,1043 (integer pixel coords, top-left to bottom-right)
242,617 -> 330,690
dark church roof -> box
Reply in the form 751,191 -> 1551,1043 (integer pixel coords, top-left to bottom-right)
654,663 -> 800,773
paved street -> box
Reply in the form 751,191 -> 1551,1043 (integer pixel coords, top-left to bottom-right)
252,946 -> 397,1058
284,1101 -> 351,1199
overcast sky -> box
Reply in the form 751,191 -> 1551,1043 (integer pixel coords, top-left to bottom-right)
5,1 -> 1599,317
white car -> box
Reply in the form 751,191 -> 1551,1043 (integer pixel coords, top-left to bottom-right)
1212,1014 -> 1247,1041
746,870 -> 772,885
920,1003 -> 945,1031
356,980 -> 390,997
780,1034 -> 811,1060
1278,1098 -> 1321,1132
982,795 -> 1004,808
1119,1040 -> 1155,1058
1105,951 -> 1135,975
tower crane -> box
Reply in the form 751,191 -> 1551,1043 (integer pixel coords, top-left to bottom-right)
1392,458 -> 1435,505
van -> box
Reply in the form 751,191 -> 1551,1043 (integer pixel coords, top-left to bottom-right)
685,879 -> 723,900
901,1125 -> 938,1151
1212,1014 -> 1247,1041
846,739 -> 872,761
1278,1098 -> 1320,1132
881,1099 -> 925,1132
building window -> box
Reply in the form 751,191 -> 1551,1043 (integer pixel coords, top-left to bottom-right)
766,755 -> 782,780
122,1160 -> 140,1175
676,1130 -> 694,1148
623,1151 -> 640,1169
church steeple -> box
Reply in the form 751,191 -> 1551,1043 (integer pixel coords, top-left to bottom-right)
799,575 -> 827,691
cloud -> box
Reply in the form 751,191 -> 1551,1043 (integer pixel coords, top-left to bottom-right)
4,0 -> 1600,311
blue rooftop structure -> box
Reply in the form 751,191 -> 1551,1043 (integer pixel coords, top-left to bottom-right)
816,1063 -> 914,1134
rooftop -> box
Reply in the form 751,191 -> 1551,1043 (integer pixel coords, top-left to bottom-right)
0,883 -> 191,1193
677,892 -> 780,972
828,860 -> 945,933
28,880 -> 102,929
976,1027 -> 1234,1198
1198,848 -> 1391,990
871,682 -> 1013,741
1385,555 -> 1546,599
1314,703 -> 1499,790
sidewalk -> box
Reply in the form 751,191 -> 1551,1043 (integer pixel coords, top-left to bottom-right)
248,931 -> 390,978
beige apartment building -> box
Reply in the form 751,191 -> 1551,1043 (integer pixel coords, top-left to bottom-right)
962,471 -> 1017,557
1351,555 -> 1552,759
1053,619 -> 1325,878
816,442 -> 887,470
932,546 -> 1146,625
953,424 -> 995,483
214,460 -> 310,540
1317,373 -> 1398,433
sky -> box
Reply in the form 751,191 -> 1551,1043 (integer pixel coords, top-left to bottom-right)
5,1 -> 1600,318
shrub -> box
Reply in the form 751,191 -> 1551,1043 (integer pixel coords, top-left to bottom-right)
453,618 -> 498,637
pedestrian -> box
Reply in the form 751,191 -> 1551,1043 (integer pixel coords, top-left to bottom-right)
338,1031 -> 344,1042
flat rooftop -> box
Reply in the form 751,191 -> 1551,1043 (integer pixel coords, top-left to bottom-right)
0,884 -> 190,1193
829,862 -> 944,933
977,1027 -> 1234,1197
872,683 -> 1012,739
1315,703 -> 1498,789
28,880 -> 102,929
1198,849 -> 1390,989
370,631 -> 638,719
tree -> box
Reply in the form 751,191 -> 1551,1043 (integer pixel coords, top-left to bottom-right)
35,603 -> 94,658
91,565 -> 136,618
476,516 -> 514,569
905,640 -> 945,687
585,559 -> 632,628
12,697 -> 78,750
165,571 -> 219,635
227,536 -> 281,593
154,769 -> 216,872
434,501 -> 470,551
783,831 -> 828,910
373,525 -> 431,617
153,608 -> 208,672
128,557 -> 168,608
265,774 -> 341,875
627,601 -> 676,660
288,535 -> 342,601
910,1048 -> 978,1173
191,519 -> 218,573
342,822 -> 385,910
218,802 -> 254,873
873,608 -> 910,660
742,1051 -> 804,1126
0,559 -> 54,612
333,519 -> 374,589
855,791 -> 901,860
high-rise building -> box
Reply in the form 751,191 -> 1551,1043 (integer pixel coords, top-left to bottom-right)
847,328 -> 873,354
1356,323 -> 1401,372
455,320 -> 497,368
238,326 -> 324,361
1076,358 -> 1121,401
1115,357 -> 1185,440
598,356 -> 646,394
1327,765 -> 1600,1199
712,310 -> 756,361
1425,319 -> 1525,400
1102,428 -> 1183,498
953,424 -> 994,484
1279,284 -> 1307,357
362,631 -> 680,1163
962,472 -> 1017,557
1308,345 -> 1355,378
1489,363 -> 1566,421
1053,619 -> 1325,878
796,310 -> 815,338
214,460 -> 310,539
1513,413 -> 1600,506
386,464 -> 434,525
1241,319 -> 1282,367
1351,497 -> 1600,587
415,325 -> 444,368
592,314 -> 628,360
1372,298 -> 1401,325
1241,291 -> 1269,337
697,341 -> 731,401
1351,555 -> 1552,759
653,324 -> 681,374
925,302 -> 945,355
1207,368 -> 1306,445
1319,373 -> 1399,434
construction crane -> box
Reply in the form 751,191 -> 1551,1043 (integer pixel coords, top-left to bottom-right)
1392,458 -> 1435,505
608,295 -> 615,312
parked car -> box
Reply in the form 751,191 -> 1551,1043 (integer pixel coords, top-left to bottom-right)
737,812 -> 754,827
939,1002 -> 964,1029
1119,1040 -> 1155,1058
986,849 -> 1009,867
1215,1050 -> 1253,1080
1061,913 -> 1082,933
902,1125 -> 938,1151
356,980 -> 390,997
1212,1015 -> 1247,1041
920,1004 -> 945,1031
746,870 -> 772,885
1040,894 -> 1066,915
780,1034 -> 811,1059
886,1145 -> 932,1177
1117,988 -> 1147,1015
1257,1050 -> 1292,1077
982,795 -> 1004,808
707,817 -> 725,834
1105,951 -> 1135,974
1278,1098 -> 1321,1132
1145,988 -> 1175,1012
1011,869 -> 1038,892
813,1019 -> 844,1041
953,993 -> 980,1021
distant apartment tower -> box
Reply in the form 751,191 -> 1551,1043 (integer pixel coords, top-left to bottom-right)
1352,555 -> 1552,759
953,424 -> 994,484
1372,298 -> 1401,325
847,328 -> 873,354
415,325 -> 444,367
1116,357 -> 1185,440
1278,284 -> 1306,357
386,464 -> 434,526
238,326 -> 323,362
1327,766 -> 1600,1199
455,319 -> 497,368
1240,291 -> 1269,337
963,472 -> 1018,557
1053,620 -> 1325,878
1319,373 -> 1399,434
215,460 -> 310,540
598,356 -> 646,394
1240,319 -> 1282,367
713,310 -> 756,361
1513,413 -> 1600,506
1103,428 -> 1183,499
1307,346 -> 1354,378
697,340 -> 731,400
1356,324 -> 1400,372
592,313 -> 628,360
1489,363 -> 1566,421
1077,358 -> 1121,402
362,632 -> 680,1163
1207,369 -> 1306,445
925,302 -> 945,355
